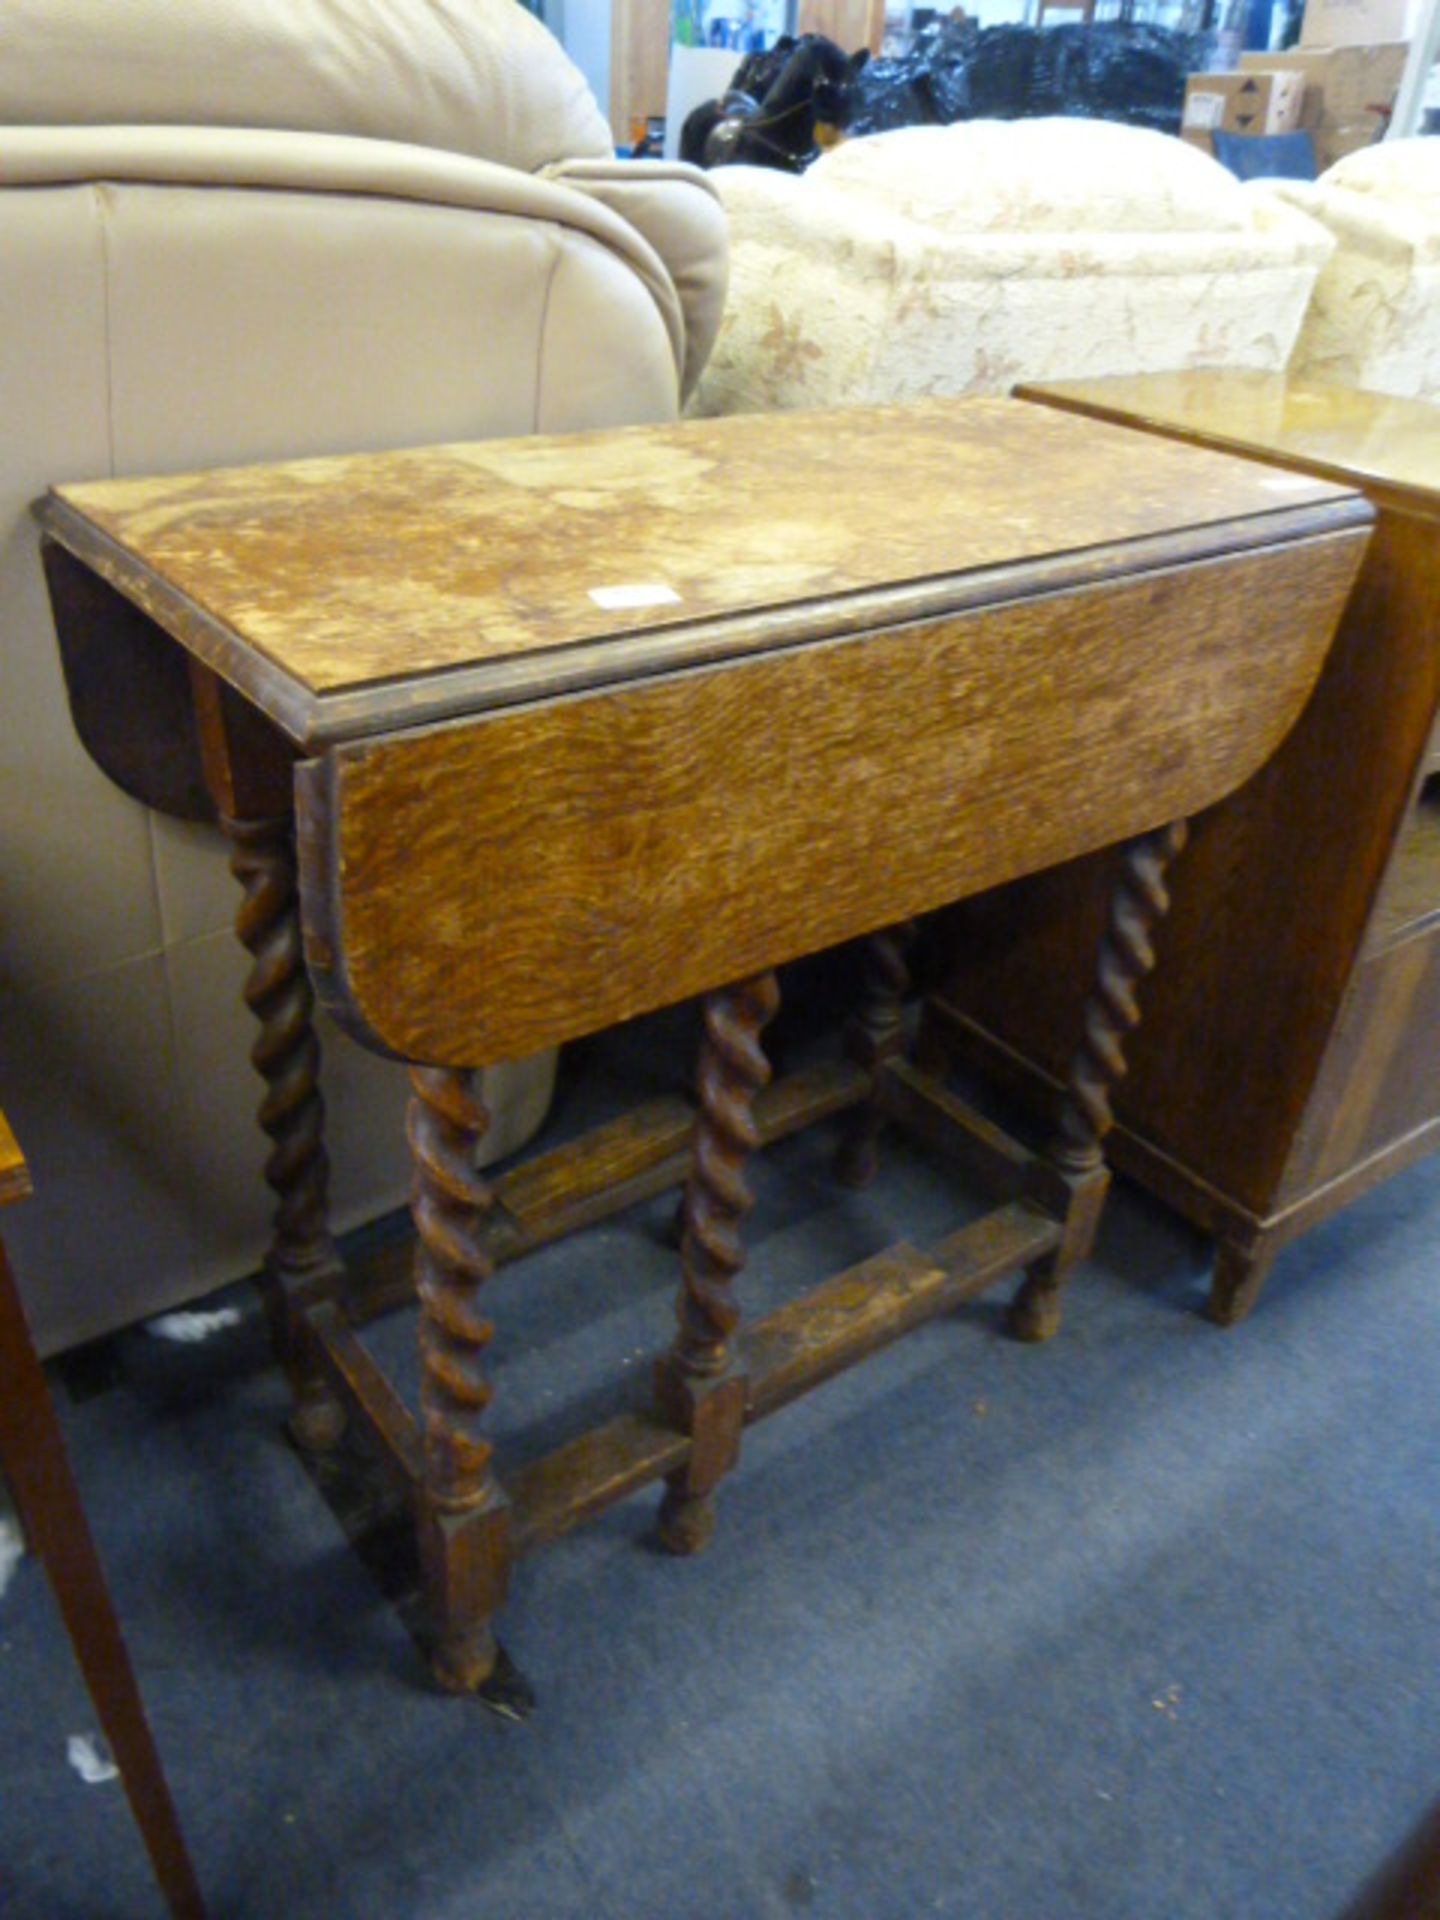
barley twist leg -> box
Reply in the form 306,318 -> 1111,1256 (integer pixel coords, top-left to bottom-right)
656,971 -> 780,1554
223,812 -> 345,1451
408,1066 -> 509,1692
834,920 -> 918,1189
1013,820 -> 1190,1342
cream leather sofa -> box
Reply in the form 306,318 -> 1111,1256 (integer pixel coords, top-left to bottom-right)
1278,139 -> 1440,400
0,0 -> 725,1351
691,118 -> 1333,416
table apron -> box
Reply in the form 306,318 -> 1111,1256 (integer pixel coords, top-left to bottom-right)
297,528 -> 1364,1066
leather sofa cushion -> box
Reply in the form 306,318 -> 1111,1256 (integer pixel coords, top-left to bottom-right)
0,0 -> 613,174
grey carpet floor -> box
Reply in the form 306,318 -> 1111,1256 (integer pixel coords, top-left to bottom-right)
3,1012 -> 1438,1920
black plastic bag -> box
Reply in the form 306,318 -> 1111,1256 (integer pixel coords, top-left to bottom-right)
684,20 -> 1209,167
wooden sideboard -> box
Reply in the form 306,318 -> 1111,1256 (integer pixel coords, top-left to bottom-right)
923,373 -> 1440,1324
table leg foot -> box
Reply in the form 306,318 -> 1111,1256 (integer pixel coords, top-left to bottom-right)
1207,1238 -> 1275,1326
653,1360 -> 748,1555
833,922 -> 917,1190
431,1622 -> 500,1695
1009,1162 -> 1109,1343
434,1616 -> 539,1718
657,1481 -> 718,1557
287,1383 -> 347,1454
1010,1263 -> 1066,1343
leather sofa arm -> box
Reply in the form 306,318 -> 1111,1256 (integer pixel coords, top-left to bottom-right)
544,159 -> 728,404
1,125 -> 690,396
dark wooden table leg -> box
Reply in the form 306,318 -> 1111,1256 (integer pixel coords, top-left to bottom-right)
221,811 -> 347,1452
1208,1233 -> 1278,1327
0,1235 -> 207,1920
655,971 -> 780,1555
1012,820 -> 1190,1342
191,661 -> 345,1452
408,1067 -> 511,1693
834,921 -> 918,1190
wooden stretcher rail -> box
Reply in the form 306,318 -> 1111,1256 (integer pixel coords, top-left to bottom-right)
341,1058 -> 873,1329
296,1065 -> 1064,1564
305,1300 -> 427,1491
509,1202 -> 1061,1557
741,1202 -> 1059,1422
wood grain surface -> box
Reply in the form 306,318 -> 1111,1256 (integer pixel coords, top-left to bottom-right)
43,398 -> 1353,708
1288,930 -> 1440,1194
40,541 -> 215,823
299,527 -> 1366,1067
931,506 -> 1440,1218
1022,373 -> 1440,522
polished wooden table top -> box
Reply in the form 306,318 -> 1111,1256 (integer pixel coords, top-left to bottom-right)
41,395 -> 1355,748
38,398 -> 1370,1067
1021,373 -> 1440,518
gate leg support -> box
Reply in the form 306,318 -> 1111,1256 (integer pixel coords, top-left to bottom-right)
1012,820 -> 1189,1343
655,972 -> 779,1555
409,1065 -> 511,1692
834,921 -> 918,1190
222,810 -> 346,1452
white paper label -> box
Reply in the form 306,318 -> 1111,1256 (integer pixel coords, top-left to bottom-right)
1184,91 -> 1226,130
588,583 -> 682,610
67,1735 -> 119,1785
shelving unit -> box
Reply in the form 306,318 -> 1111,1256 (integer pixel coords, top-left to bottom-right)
920,373 -> 1440,1325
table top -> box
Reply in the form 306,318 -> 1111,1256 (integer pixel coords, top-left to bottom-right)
1019,374 -> 1440,519
0,1110 -> 30,1211
39,395 -> 1354,749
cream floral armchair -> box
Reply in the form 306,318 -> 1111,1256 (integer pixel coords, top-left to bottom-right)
691,117 -> 1333,416
1277,139 -> 1440,400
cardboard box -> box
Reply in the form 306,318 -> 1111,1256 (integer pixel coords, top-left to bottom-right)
1240,42 -> 1409,129
1299,0 -> 1410,47
1313,119 -> 1385,167
1180,128 -> 1217,155
1182,69 -> 1307,134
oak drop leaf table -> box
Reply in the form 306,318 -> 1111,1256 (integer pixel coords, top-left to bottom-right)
36,398 -> 1369,1694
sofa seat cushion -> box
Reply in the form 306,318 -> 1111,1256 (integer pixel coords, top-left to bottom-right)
691,119 -> 1333,417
